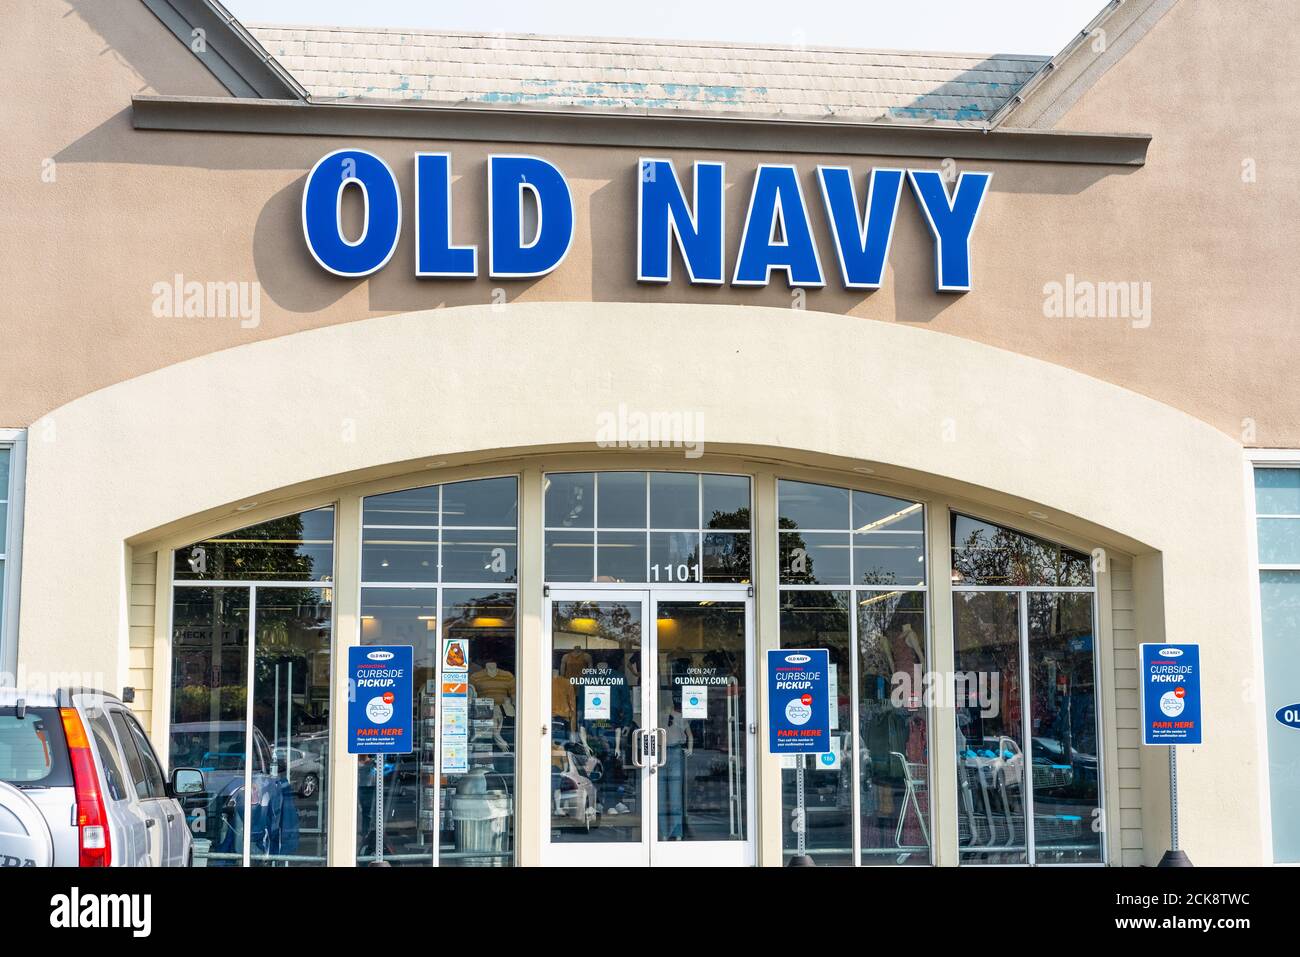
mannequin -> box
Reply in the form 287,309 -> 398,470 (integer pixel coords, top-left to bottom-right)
469,660 -> 515,751
626,658 -> 641,716
887,617 -> 928,851
560,643 -> 592,680
660,703 -> 694,840
551,667 -> 576,732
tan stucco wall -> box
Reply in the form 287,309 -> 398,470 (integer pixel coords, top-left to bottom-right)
0,0 -> 1282,865
15,301 -> 1264,863
1,0 -> 1299,446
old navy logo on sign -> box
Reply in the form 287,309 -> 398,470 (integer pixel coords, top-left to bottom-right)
301,151 -> 990,292
1158,648 -> 1183,658
367,650 -> 395,661
1277,704 -> 1300,730
784,653 -> 811,665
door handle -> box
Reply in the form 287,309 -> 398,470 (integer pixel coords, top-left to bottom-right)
630,729 -> 644,767
655,728 -> 668,768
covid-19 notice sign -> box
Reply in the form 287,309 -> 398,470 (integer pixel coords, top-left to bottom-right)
347,645 -> 413,754
1139,643 -> 1203,746
767,648 -> 831,754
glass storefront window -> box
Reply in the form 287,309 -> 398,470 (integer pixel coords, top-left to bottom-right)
544,472 -> 752,584
174,509 -> 335,583
357,477 -> 519,866
857,590 -> 928,865
151,470 -> 1126,869
0,446 -> 11,663
251,587 -> 332,866
778,479 -> 931,867
779,589 -> 852,865
780,481 -> 926,587
953,590 -> 1027,865
170,507 -> 335,867
951,513 -> 1092,587
549,599 -> 643,846
1027,592 -> 1102,863
441,589 -> 517,866
170,586 -> 251,867
356,587 -> 438,865
656,601 -> 749,843
952,513 -> 1102,866
1254,466 -> 1300,863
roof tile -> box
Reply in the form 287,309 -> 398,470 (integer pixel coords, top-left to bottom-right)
249,23 -> 1047,122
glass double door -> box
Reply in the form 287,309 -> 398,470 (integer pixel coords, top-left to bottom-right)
545,589 -> 754,866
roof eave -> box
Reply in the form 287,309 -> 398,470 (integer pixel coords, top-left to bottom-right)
140,0 -> 308,100
131,93 -> 1151,166
990,0 -> 1177,130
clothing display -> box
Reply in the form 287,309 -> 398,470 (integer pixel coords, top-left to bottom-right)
660,743 -> 686,840
560,647 -> 592,680
469,664 -> 516,700
551,673 -> 576,728
859,631 -> 894,679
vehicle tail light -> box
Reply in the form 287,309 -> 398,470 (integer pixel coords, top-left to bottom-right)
59,707 -> 111,867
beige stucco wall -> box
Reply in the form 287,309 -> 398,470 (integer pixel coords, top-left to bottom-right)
14,301 -> 1263,863
0,0 -> 1298,446
0,0 -> 1283,865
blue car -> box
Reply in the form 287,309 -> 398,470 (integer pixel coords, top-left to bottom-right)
170,721 -> 300,866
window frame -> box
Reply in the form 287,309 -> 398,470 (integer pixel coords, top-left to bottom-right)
542,470 -> 754,588
1244,449 -> 1300,866
775,477 -> 934,866
358,474 -> 521,867
949,509 -> 1105,867
170,505 -> 339,867
0,430 -> 26,679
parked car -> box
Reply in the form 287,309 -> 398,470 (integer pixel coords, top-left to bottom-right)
271,745 -> 322,798
169,721 -> 300,865
0,688 -> 201,866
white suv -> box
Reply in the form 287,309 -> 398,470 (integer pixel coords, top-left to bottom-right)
0,688 -> 201,866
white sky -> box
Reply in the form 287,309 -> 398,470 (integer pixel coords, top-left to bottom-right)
226,1 -> 1108,55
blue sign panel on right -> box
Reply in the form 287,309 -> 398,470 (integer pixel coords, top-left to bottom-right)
1139,643 -> 1202,746
766,648 -> 831,754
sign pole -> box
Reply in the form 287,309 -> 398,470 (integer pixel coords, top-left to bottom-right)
1140,642 -> 1199,868
1169,746 -> 1177,853
788,754 -> 815,866
373,762 -> 387,867
1157,745 -> 1192,866
795,758 -> 807,858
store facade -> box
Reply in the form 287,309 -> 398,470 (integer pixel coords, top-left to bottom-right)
5,0 -> 1299,866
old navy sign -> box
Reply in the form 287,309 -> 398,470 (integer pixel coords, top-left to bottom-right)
302,150 -> 991,292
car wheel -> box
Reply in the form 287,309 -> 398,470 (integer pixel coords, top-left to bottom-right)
300,773 -> 319,798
